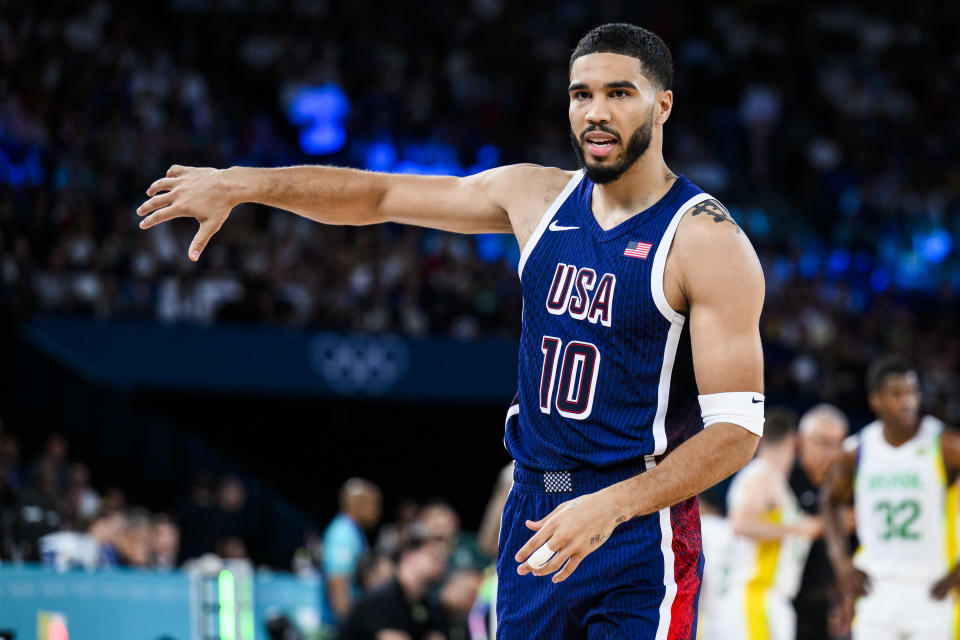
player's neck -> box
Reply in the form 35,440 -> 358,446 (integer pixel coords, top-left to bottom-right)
881,420 -> 920,447
591,151 -> 675,227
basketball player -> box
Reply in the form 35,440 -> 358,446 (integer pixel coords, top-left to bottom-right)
719,409 -> 820,640
822,355 -> 960,639
138,24 -> 765,638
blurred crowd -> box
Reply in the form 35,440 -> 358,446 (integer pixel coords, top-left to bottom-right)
0,420 -> 275,571
0,416 -> 502,638
0,424 -> 181,569
1,1 -> 959,418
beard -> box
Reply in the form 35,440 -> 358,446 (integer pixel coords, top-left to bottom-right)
570,110 -> 654,185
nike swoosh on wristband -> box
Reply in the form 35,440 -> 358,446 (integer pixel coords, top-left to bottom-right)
752,397 -> 764,403
549,220 -> 579,232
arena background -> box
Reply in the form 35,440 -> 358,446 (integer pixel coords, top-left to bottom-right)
1,0 -> 958,638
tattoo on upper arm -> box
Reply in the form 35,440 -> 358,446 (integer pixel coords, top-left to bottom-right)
690,199 -> 741,233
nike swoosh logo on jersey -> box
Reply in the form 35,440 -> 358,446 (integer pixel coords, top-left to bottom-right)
549,221 -> 579,232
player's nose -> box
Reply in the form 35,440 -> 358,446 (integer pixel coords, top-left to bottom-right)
585,97 -> 611,124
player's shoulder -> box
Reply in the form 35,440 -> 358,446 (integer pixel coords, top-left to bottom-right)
669,192 -> 763,300
672,194 -> 755,258
470,164 -> 575,205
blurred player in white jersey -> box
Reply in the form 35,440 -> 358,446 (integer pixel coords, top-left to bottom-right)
823,355 -> 960,639
696,491 -> 734,640
719,409 -> 820,640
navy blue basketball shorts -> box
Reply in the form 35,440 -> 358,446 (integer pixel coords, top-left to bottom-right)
496,462 -> 703,639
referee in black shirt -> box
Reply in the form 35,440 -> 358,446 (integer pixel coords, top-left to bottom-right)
789,405 -> 849,640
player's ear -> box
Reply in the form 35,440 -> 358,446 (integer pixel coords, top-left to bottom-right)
655,89 -> 673,125
867,391 -> 881,416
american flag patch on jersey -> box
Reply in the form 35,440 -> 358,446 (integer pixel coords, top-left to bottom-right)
623,240 -> 652,259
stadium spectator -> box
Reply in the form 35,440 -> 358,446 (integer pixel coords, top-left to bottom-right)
438,569 -> 483,640
87,508 -> 124,568
322,478 -> 382,625
28,434 -> 69,492
357,551 -> 397,592
149,513 -> 181,570
63,462 -> 101,528
176,471 -> 217,561
13,460 -> 64,561
790,404 -> 851,640
116,507 -> 152,567
212,475 -> 258,555
419,501 -> 488,573
375,498 -> 421,558
335,532 -> 448,640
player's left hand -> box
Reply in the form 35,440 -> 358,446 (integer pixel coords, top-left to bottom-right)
514,488 -> 627,583
931,569 -> 960,600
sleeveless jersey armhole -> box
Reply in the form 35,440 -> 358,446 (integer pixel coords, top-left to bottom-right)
517,170 -> 584,280
650,192 -> 715,324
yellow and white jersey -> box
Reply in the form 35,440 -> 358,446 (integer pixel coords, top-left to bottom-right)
852,415 -> 959,583
725,458 -> 811,600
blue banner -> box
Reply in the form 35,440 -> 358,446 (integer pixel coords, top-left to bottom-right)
21,315 -> 519,402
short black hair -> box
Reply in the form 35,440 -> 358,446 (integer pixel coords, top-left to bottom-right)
763,407 -> 798,445
866,355 -> 917,394
570,23 -> 674,91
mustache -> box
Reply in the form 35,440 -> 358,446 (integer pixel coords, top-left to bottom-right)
579,125 -> 621,144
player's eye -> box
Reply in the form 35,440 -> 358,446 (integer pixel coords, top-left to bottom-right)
572,91 -> 590,100
611,89 -> 628,98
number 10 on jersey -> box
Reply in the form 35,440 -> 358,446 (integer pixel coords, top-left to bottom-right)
540,336 -> 601,420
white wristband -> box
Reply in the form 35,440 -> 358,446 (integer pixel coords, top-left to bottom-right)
699,392 -> 765,436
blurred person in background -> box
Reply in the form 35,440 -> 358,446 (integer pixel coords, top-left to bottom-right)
63,462 -> 101,528
336,532 -> 448,640
149,513 -> 180,570
719,409 -> 820,640
420,501 -> 488,572
475,463 -> 513,561
468,463 -> 514,640
215,535 -> 249,560
358,551 -> 397,592
176,471 -> 217,561
789,404 -> 849,640
87,508 -> 125,568
823,356 -> 960,639
438,569 -> 482,640
29,434 -> 69,492
323,478 -> 382,627
376,499 -> 421,558
13,459 -> 64,561
213,474 -> 257,554
116,507 -> 152,567
695,490 -> 733,640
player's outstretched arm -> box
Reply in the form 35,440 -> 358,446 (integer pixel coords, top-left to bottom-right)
137,163 -> 570,261
729,467 -> 821,541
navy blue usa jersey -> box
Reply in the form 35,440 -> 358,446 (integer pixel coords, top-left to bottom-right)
504,171 -> 715,471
